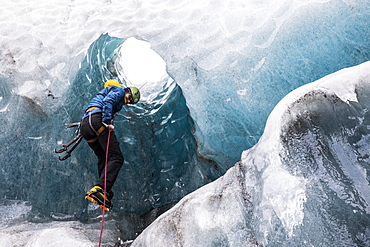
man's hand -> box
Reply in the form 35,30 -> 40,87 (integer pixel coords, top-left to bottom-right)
107,124 -> 114,131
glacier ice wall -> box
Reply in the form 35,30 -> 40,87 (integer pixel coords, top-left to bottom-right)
131,61 -> 370,247
1,0 -> 370,243
63,33 -> 221,215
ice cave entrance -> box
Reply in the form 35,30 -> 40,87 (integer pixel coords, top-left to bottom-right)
118,37 -> 167,93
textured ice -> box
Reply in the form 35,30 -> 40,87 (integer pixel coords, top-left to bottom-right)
132,61 -> 370,247
1,0 -> 370,246
0,219 -> 120,247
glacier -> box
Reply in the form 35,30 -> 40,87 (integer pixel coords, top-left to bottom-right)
1,0 -> 370,246
132,62 -> 370,247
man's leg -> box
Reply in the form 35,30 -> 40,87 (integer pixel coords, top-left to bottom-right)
96,129 -> 124,191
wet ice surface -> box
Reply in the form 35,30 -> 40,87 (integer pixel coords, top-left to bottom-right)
0,200 -> 129,247
2,221 -> 95,247
1,220 -> 120,247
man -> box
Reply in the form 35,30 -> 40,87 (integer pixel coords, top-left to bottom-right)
80,79 -> 140,211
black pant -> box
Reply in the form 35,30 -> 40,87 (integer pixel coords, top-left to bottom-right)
80,113 -> 124,191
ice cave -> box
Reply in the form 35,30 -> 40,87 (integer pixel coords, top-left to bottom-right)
1,0 -> 370,246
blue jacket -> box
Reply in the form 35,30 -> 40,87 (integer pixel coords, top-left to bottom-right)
84,86 -> 126,125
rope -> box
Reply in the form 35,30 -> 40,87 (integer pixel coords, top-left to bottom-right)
98,129 -> 111,247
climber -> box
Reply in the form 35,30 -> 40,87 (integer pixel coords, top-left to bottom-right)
81,79 -> 140,211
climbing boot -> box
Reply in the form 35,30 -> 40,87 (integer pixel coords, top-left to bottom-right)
106,190 -> 114,201
85,186 -> 113,211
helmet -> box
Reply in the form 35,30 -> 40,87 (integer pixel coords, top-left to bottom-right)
127,87 -> 140,104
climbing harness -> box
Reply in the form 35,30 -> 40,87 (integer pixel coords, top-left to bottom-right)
86,110 -> 106,143
98,129 -> 111,247
54,122 -> 82,161
55,107 -> 107,160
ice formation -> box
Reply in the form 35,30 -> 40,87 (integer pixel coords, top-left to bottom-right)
132,61 -> 370,246
1,0 -> 370,246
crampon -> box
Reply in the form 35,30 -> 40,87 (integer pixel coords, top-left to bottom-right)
85,186 -> 113,212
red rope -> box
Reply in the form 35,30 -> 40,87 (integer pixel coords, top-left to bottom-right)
98,129 -> 111,247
